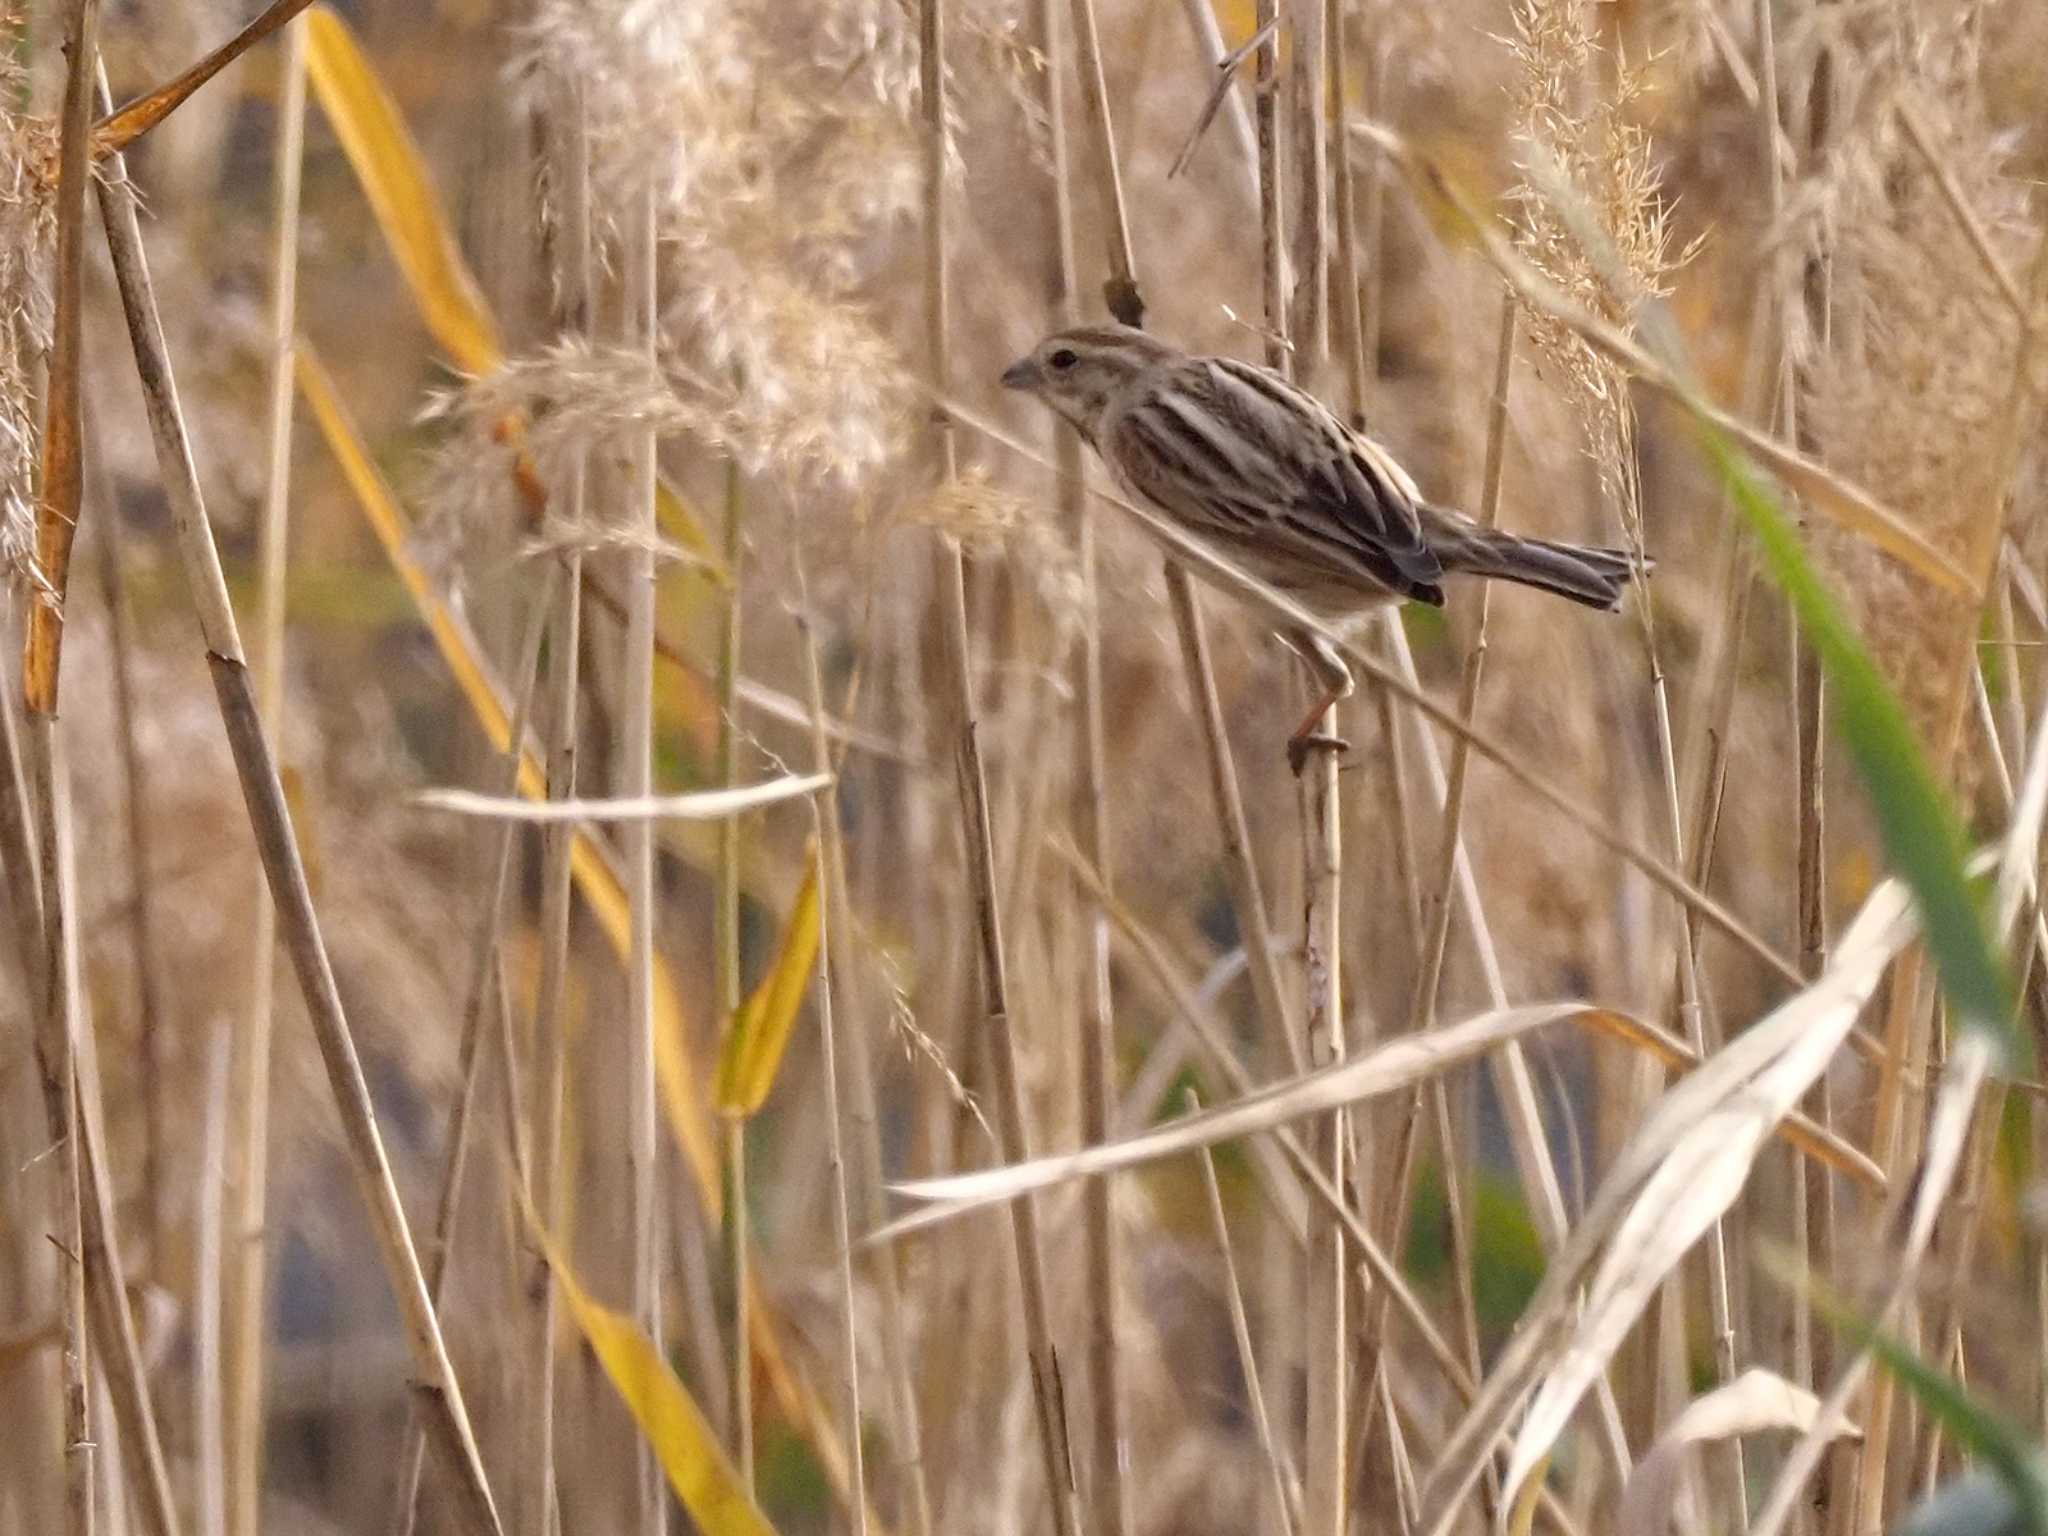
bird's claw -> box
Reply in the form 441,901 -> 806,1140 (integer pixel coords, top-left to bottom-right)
1287,730 -> 1350,776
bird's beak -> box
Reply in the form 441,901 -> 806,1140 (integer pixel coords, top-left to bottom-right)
1000,357 -> 1036,391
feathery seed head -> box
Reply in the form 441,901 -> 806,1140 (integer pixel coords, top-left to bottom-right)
1001,324 -> 1177,439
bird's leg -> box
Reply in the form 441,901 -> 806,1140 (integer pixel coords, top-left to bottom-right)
1286,628 -> 1354,776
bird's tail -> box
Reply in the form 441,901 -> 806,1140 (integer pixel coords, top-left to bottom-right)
1429,518 -> 1650,611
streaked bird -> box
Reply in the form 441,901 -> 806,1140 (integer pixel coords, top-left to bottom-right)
1001,323 -> 1650,770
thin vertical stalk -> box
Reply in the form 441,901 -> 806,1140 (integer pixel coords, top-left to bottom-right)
26,713 -> 93,1536
30,10 -> 101,1533
922,3 -> 1081,1531
807,648 -> 932,1536
1356,45 -> 1387,396
1164,570 -> 1302,1065
1063,0 -> 1140,325
67,780 -> 180,1536
1328,0 -> 1368,423
717,461 -> 752,1487
89,465 -> 166,1270
194,1016 -> 231,1536
1288,0 -> 1327,374
1040,0 -> 1129,1528
229,20 -> 304,1536
1173,0 -> 1258,204
1193,1088 -> 1301,1536
93,70 -> 502,1536
1253,0 -> 1285,371
621,176 -> 666,1536
523,66 -> 593,1536
1280,1 -> 1344,1526
793,529 -> 870,1536
1765,3 -> 1823,1501
390,576 -> 557,1536
1301,728 -> 1346,1536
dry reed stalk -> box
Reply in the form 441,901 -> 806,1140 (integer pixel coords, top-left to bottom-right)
21,707 -> 89,1536
1769,0 -> 1828,1476
91,70 -> 503,1536
90,0 -> 316,158
193,1014 -> 231,1536
22,11 -> 106,1533
803,610 -> 931,1536
716,461 -> 752,1487
228,19 -> 304,1535
35,725 -> 90,1536
87,458 -> 165,1272
922,2 -> 1081,1529
1191,1086 -> 1301,1536
1064,0 -> 1140,326
1275,5 -> 1345,1528
1040,1 -> 1130,1528
792,529 -> 870,1536
1172,0 -> 1258,204
67,806 -> 180,1536
1287,0 -> 1326,373
1300,728 -> 1347,1536
389,573 -> 556,1536
620,172 -> 666,1536
522,70 -> 592,1536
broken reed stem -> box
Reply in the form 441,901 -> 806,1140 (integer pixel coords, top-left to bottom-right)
717,458 -> 753,1487
792,530 -> 871,1536
621,173 -> 667,1536
92,71 -> 502,1536
922,2 -> 1081,1529
522,67 -> 592,1536
1041,0 -> 1130,1527
390,574 -> 557,1536
230,18 -> 304,1535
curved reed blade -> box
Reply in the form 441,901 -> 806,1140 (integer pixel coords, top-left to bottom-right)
714,850 -> 822,1119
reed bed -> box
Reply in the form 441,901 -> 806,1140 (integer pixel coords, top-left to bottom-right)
0,3 -> 2044,1536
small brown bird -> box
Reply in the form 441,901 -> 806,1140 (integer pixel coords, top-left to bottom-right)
1001,324 -> 1649,771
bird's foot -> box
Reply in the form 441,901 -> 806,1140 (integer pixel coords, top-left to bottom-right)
1287,729 -> 1351,777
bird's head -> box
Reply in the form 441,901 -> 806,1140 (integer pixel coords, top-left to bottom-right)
1000,324 -> 1176,439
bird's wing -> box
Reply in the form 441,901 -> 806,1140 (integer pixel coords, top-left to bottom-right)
1107,355 -> 1444,599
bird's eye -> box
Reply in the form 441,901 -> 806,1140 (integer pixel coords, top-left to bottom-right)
1048,348 -> 1079,371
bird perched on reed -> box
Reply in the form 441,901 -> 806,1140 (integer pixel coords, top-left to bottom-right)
1001,324 -> 1650,772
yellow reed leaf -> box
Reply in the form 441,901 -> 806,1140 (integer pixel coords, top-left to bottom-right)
303,5 -> 502,375
527,1210 -> 779,1536
713,849 -> 821,1117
